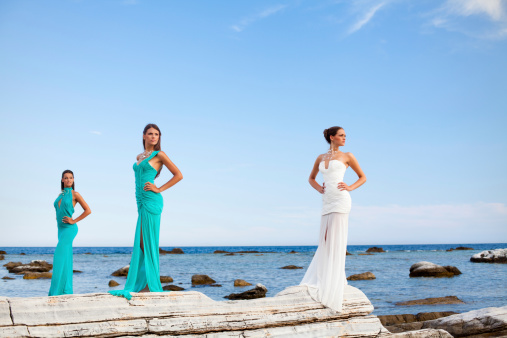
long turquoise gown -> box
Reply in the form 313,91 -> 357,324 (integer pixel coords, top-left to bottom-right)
109,150 -> 166,300
48,187 -> 77,296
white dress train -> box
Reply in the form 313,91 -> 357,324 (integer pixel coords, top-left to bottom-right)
300,159 -> 351,312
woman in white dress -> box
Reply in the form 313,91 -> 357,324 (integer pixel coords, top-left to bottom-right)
300,126 -> 367,312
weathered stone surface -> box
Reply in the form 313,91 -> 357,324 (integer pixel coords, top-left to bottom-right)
112,265 -> 129,277
5,260 -> 52,274
234,279 -> 252,287
191,274 -> 216,285
224,284 -> 267,300
422,306 -> 507,337
470,249 -> 507,264
159,248 -> 184,254
1,285 -> 383,337
280,265 -> 303,269
160,276 -> 173,283
389,329 -> 453,337
367,246 -> 385,253
409,262 -> 462,278
109,280 -> 120,287
0,297 -> 12,326
162,284 -> 184,291
347,271 -> 376,280
23,272 -> 52,279
396,296 -> 464,306
379,312 -> 457,326
3,261 -> 22,271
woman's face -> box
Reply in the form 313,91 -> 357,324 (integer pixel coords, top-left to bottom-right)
331,129 -> 346,147
62,173 -> 74,188
144,128 -> 160,148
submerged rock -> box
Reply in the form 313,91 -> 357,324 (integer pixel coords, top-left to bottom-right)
108,280 -> 119,287
288,250 -> 297,254
111,265 -> 129,277
214,250 -> 230,254
470,248 -> 507,264
409,262 -> 462,278
224,283 -> 267,300
446,246 -> 473,251
0,255 -> 4,261
159,248 -> 184,254
366,247 -> 385,253
280,265 -> 303,269
163,284 -> 185,291
234,279 -> 252,287
23,272 -> 52,279
191,274 -> 216,285
2,276 -> 14,280
396,296 -> 464,306
160,276 -> 173,283
347,272 -> 376,280
0,250 -> 6,254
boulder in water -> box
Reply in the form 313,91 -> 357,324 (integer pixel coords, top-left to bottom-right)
234,279 -> 252,287
280,265 -> 303,269
191,274 -> 216,285
112,265 -> 129,277
366,247 -> 385,253
23,272 -> 52,279
470,249 -> 507,264
409,262 -> 462,278
160,276 -> 173,283
347,272 -> 376,280
396,296 -> 464,306
108,280 -> 120,287
163,284 -> 185,291
224,283 -> 267,300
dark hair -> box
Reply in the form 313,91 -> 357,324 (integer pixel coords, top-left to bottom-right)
61,170 -> 75,191
323,126 -> 343,144
143,123 -> 162,178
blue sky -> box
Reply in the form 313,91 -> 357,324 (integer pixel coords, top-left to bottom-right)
0,0 -> 506,246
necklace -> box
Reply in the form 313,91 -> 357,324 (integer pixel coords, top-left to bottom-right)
138,150 -> 153,163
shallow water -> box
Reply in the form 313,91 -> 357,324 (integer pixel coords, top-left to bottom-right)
1,243 -> 505,316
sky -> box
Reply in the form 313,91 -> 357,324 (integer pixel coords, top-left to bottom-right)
0,0 -> 506,247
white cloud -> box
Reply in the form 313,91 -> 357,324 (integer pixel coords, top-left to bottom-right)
89,131 -> 101,135
231,5 -> 287,32
348,2 -> 385,34
431,0 -> 507,39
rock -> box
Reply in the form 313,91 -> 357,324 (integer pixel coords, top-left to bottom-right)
389,329 -> 453,337
73,270 -> 82,273
160,276 -> 173,283
378,312 -> 457,326
3,261 -> 22,271
159,248 -> 184,254
366,246 -> 385,253
20,253 -> 26,255
162,284 -> 185,291
0,284 -> 389,337
224,283 -> 268,300
446,246 -> 474,251
108,280 -> 120,287
347,272 -> 376,280
234,279 -> 252,287
23,272 -> 52,279
84,252 -> 92,255
359,253 -> 374,255
421,306 -> 507,337
2,276 -> 14,280
225,253 -> 235,256
470,248 -> 507,264
191,274 -> 216,285
0,250 -> 6,254
214,250 -> 230,254
346,251 -> 353,255
111,265 -> 129,277
236,250 -> 260,253
396,296 -> 464,306
0,255 -> 4,261
409,262 -> 462,278
289,250 -> 297,254
9,260 -> 52,274
209,284 -> 222,287
280,265 -> 303,269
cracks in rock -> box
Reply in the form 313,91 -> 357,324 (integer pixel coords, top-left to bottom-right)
6,299 -> 14,325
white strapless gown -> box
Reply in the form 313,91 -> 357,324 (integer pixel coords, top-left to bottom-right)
300,160 -> 351,312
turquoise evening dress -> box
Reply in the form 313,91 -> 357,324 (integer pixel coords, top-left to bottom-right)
109,150 -> 165,300
48,187 -> 77,296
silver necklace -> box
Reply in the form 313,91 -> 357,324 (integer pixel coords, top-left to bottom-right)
138,150 -> 153,163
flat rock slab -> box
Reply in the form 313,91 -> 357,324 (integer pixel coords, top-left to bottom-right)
470,249 -> 507,264
396,296 -> 464,306
0,285 -> 386,337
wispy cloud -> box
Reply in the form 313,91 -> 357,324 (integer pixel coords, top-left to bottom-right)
89,131 -> 101,135
348,2 -> 385,34
430,0 -> 507,39
231,5 -> 287,32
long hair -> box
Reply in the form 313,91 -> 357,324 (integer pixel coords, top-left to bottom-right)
61,169 -> 75,191
143,123 -> 162,178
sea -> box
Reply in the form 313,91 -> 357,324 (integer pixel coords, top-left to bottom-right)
1,243 -> 505,316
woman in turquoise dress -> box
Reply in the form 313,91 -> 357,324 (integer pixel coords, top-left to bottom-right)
49,170 -> 91,296
110,123 -> 183,300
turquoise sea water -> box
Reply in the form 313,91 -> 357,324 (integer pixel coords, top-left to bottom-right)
1,243 -> 505,316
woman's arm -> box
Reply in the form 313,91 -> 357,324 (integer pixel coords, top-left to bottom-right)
338,153 -> 366,191
144,151 -> 183,193
309,155 -> 325,194
62,192 -> 92,224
